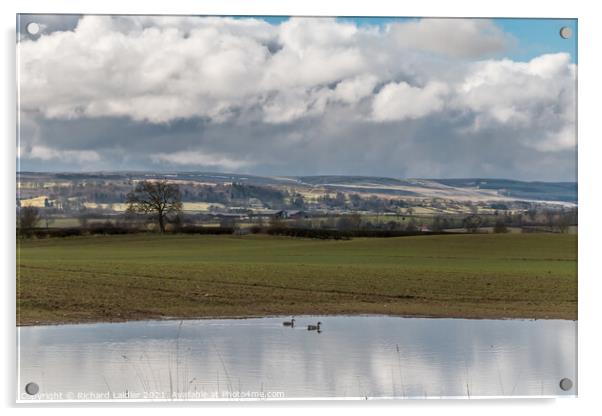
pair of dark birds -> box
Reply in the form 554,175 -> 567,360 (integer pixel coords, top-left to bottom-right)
283,318 -> 322,331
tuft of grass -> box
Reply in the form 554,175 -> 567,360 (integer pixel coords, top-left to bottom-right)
17,233 -> 577,325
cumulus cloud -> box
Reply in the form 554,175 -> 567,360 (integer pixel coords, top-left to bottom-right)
371,52 -> 576,152
372,81 -> 449,121
387,18 -> 512,58
18,16 -> 516,124
332,75 -> 379,105
456,53 -> 576,151
16,15 -> 577,180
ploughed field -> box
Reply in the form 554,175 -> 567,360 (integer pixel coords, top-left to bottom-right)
17,233 -> 577,325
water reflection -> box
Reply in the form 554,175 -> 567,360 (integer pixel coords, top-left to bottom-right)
17,316 -> 577,400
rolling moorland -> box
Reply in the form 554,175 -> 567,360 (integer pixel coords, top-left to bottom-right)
18,172 -> 578,206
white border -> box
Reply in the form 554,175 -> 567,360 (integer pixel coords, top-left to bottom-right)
3,0 -> 601,415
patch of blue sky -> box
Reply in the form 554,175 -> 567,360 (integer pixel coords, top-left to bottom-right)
245,15 -> 577,63
495,18 -> 577,63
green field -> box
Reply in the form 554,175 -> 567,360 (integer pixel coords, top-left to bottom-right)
16,233 -> 577,325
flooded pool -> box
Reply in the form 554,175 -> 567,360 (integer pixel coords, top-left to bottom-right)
17,315 -> 577,400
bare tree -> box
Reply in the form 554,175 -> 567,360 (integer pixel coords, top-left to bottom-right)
41,211 -> 55,229
126,181 -> 183,233
557,215 -> 570,233
431,215 -> 444,232
493,219 -> 509,233
336,213 -> 362,231
545,210 -> 556,231
463,214 -> 482,233
405,218 -> 418,232
19,206 -> 41,235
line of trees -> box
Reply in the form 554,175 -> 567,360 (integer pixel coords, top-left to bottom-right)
18,180 -> 578,238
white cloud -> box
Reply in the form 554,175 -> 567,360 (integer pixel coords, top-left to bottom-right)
386,18 -> 512,58
333,75 -> 378,104
372,81 -> 449,121
456,53 -> 576,151
151,151 -> 252,170
368,53 -> 576,152
18,16 -> 517,125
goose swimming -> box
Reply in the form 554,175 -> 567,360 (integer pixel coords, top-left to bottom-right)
283,318 -> 295,327
307,322 -> 322,331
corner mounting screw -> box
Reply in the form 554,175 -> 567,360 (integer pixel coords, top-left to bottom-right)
25,382 -> 39,395
559,378 -> 573,391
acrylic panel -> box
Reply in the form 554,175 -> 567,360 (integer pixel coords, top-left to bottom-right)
16,14 -> 577,402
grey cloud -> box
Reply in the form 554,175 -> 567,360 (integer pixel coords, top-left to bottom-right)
19,107 -> 576,181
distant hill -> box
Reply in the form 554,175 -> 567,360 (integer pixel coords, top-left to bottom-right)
432,179 -> 577,203
295,175 -> 576,204
17,171 -> 577,205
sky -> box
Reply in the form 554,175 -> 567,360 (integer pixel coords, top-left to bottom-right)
16,15 -> 577,181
